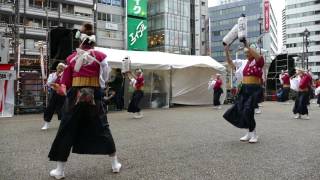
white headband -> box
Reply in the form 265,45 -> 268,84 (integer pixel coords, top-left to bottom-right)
75,31 -> 96,43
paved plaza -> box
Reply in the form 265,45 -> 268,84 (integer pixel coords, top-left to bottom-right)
0,102 -> 320,180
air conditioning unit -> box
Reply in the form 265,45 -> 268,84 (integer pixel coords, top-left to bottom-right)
0,36 -> 10,64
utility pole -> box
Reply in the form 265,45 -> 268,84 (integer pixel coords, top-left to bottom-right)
304,29 -> 310,70
13,0 -> 20,64
93,0 -> 97,36
258,16 -> 263,55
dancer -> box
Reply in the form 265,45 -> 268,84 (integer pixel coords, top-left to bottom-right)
223,43 -> 264,143
315,78 -> 320,107
48,23 -> 121,179
306,69 -> 313,106
127,69 -> 144,119
213,74 -> 223,109
41,63 -> 66,130
109,68 -> 124,111
102,85 -> 116,113
279,70 -> 290,104
292,68 -> 311,120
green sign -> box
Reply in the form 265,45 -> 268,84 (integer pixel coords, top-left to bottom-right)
127,17 -> 148,50
127,0 -> 148,18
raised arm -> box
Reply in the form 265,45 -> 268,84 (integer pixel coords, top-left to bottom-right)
127,71 -> 137,80
224,45 -> 235,69
245,43 -> 262,61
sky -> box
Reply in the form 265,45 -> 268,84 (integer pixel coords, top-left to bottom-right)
208,0 -> 286,53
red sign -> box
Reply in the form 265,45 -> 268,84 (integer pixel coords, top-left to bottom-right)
264,0 -> 270,33
0,64 -> 15,117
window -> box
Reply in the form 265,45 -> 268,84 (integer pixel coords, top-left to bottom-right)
112,14 -> 121,23
107,14 -> 111,22
287,1 -> 317,9
98,12 -> 108,21
213,31 -> 220,36
0,14 -> 10,23
0,0 -> 13,3
62,4 -> 74,14
112,0 -> 121,6
29,0 -> 44,8
25,39 -> 35,49
98,0 -> 111,5
50,1 -> 59,11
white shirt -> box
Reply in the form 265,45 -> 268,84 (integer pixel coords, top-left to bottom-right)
99,57 -> 111,89
47,72 -> 58,86
233,59 -> 248,85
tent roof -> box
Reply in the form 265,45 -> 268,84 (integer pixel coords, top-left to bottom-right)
95,47 -> 226,72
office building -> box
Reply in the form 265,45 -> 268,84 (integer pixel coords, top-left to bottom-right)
96,0 -> 124,49
209,0 -> 278,62
148,0 -> 209,55
282,8 -> 286,46
284,0 -> 320,76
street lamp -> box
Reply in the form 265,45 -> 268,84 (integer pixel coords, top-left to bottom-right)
258,16 -> 263,54
93,0 -> 97,36
303,28 -> 310,69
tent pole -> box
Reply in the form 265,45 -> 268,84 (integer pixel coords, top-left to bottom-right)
169,66 -> 173,107
150,71 -> 154,107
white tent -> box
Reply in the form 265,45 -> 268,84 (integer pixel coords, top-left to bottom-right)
95,47 -> 227,107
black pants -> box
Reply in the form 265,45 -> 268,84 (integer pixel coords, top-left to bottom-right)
257,87 -> 264,103
128,90 -> 144,113
293,91 -> 309,115
306,89 -> 312,105
317,95 -> 320,105
48,87 -> 116,162
114,88 -> 124,110
223,84 -> 260,132
44,91 -> 65,122
213,88 -> 223,106
281,87 -> 290,102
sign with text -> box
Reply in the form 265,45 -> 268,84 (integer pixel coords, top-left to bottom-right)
106,22 -> 119,30
127,17 -> 148,50
264,0 -> 270,33
127,0 -> 148,18
0,70 -> 16,80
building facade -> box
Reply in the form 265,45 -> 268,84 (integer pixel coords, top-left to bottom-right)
209,0 -> 278,62
0,0 -> 93,113
284,0 -> 320,76
0,0 -> 209,54
148,0 -> 209,55
95,0 -> 210,55
282,8 -> 286,46
96,0 -> 124,49
0,0 -> 93,56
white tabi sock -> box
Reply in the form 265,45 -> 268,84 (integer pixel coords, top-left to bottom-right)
111,156 -> 119,166
57,161 -> 65,172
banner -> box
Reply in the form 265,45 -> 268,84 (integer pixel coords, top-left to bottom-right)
0,64 -> 15,118
127,0 -> 148,50
127,18 -> 148,50
127,0 -> 148,18
264,0 -> 270,33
